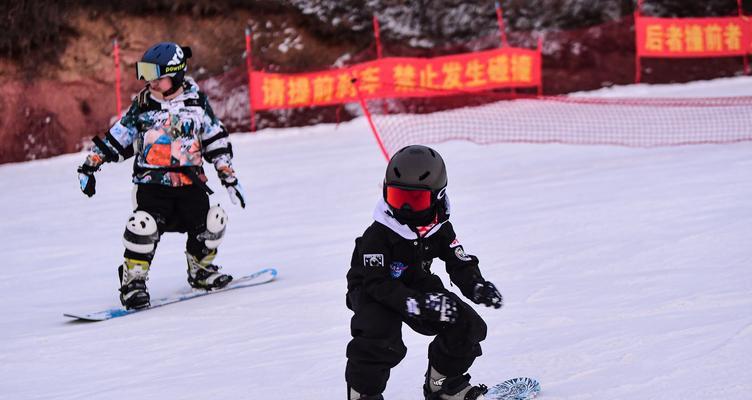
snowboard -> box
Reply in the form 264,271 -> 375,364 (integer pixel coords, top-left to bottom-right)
485,377 -> 540,400
64,268 -> 277,322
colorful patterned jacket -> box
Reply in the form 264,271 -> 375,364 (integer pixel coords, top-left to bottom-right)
83,77 -> 234,190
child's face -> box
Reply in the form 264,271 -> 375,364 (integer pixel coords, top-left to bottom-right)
148,76 -> 173,93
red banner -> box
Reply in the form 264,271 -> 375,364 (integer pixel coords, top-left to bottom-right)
251,47 -> 542,110
636,16 -> 751,58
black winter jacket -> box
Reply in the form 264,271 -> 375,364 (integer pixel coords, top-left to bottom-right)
347,200 -> 486,317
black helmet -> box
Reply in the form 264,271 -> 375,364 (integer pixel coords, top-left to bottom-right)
136,42 -> 192,94
383,145 -> 448,226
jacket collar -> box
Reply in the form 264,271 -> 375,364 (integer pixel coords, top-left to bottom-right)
150,77 -> 199,104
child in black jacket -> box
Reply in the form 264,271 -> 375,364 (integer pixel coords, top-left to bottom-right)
345,145 -> 503,400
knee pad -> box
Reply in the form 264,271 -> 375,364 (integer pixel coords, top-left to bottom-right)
122,211 -> 160,254
197,205 -> 227,249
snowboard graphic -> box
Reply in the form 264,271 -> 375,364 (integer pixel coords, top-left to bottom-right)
485,377 -> 540,400
64,268 -> 277,321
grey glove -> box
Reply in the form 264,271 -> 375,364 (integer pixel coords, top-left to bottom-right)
218,167 -> 245,208
223,179 -> 246,208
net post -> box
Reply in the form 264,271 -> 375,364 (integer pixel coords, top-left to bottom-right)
373,15 -> 383,59
245,26 -> 257,132
113,39 -> 122,120
494,1 -> 509,47
738,0 -> 750,75
633,7 -> 642,83
353,77 -> 390,162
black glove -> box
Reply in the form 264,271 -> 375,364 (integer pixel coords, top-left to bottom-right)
405,292 -> 459,323
472,281 -> 503,309
77,164 -> 98,197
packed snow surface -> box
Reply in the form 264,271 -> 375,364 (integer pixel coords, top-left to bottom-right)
0,77 -> 750,399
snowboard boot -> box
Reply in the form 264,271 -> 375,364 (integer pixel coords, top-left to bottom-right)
424,365 -> 488,400
186,250 -> 233,290
118,258 -> 151,310
348,387 -> 384,400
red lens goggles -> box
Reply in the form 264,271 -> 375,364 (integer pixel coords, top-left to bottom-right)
385,186 -> 432,211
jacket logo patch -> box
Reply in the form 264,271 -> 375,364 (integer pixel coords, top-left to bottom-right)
390,261 -> 409,278
364,254 -> 384,268
454,246 -> 472,261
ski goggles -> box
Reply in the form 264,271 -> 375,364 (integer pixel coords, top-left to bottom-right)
385,185 -> 432,212
135,61 -> 186,81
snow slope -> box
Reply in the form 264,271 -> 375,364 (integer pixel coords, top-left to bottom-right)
0,77 -> 750,400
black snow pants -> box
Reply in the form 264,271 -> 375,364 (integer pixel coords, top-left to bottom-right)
124,183 -> 211,261
345,285 -> 487,396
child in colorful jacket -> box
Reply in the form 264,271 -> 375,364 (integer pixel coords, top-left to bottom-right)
76,42 -> 246,310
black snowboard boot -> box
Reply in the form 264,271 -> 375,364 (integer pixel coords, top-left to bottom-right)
118,258 -> 150,310
348,386 -> 384,400
186,250 -> 233,290
423,365 -> 488,400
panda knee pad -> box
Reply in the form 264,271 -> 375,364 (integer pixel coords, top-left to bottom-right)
122,211 -> 160,255
198,205 -> 227,250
